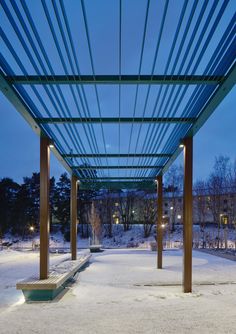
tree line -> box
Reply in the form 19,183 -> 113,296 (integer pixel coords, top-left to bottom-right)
0,173 -> 96,239
0,155 -> 235,240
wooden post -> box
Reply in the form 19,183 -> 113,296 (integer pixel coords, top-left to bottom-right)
40,136 -> 50,280
71,175 -> 78,260
157,175 -> 163,269
183,136 -> 193,293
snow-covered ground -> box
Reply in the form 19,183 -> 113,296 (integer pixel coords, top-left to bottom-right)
2,224 -> 236,250
0,249 -> 70,309
0,248 -> 235,334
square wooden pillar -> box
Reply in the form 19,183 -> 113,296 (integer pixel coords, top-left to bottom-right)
183,137 -> 193,293
71,175 -> 78,260
40,137 -> 50,280
157,175 -> 163,269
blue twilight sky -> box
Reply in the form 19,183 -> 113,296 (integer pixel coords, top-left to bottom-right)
0,0 -> 235,184
0,86 -> 235,184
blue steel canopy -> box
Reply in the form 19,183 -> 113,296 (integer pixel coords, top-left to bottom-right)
0,0 -> 235,190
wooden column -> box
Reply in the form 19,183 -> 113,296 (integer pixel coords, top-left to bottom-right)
183,136 -> 193,293
71,175 -> 78,260
157,175 -> 163,269
40,137 -> 50,280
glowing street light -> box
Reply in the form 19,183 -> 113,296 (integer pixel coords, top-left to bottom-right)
29,226 -> 35,251
49,140 -> 54,149
177,215 -> 182,220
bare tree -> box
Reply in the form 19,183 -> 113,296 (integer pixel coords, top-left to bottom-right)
228,159 -> 236,229
139,192 -> 157,238
90,202 -> 102,245
207,156 -> 232,248
164,164 -> 183,232
98,191 -> 114,238
194,180 -> 208,247
118,191 -> 136,231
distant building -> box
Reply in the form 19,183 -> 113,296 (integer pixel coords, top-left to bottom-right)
93,189 -> 236,228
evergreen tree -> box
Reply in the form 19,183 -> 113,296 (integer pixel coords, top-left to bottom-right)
11,183 -> 31,237
0,178 -> 20,237
54,173 -> 71,233
23,173 -> 40,228
49,176 -> 56,226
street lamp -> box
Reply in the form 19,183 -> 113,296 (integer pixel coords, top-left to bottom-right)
29,226 -> 35,250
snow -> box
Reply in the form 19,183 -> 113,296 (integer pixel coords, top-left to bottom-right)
0,248 -> 236,334
0,249 -> 69,309
51,251 -> 90,275
3,224 -> 236,250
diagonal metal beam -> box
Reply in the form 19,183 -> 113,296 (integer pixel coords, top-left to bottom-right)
73,165 -> 162,170
162,63 -> 236,175
6,74 -> 223,85
63,153 -> 171,158
37,117 -> 196,124
0,70 -> 73,175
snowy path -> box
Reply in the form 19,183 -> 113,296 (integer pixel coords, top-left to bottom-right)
0,249 -> 236,334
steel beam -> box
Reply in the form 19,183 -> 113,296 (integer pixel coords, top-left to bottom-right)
63,153 -> 171,158
157,175 -> 163,269
183,137 -> 193,293
71,175 -> 78,260
37,117 -> 196,124
6,74 -> 223,85
39,137 -> 50,280
189,64 -> 236,137
79,181 -> 155,190
78,177 -> 155,181
73,165 -> 162,170
162,63 -> 236,175
0,70 -> 72,175
0,71 -> 41,136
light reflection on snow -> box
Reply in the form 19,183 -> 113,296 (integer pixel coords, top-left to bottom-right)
11,295 -> 25,308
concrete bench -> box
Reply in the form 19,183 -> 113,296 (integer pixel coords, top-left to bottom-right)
16,253 -> 91,301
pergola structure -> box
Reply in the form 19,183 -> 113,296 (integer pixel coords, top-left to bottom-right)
1,0 -> 235,293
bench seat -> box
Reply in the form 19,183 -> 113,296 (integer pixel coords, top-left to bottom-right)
16,253 -> 91,301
